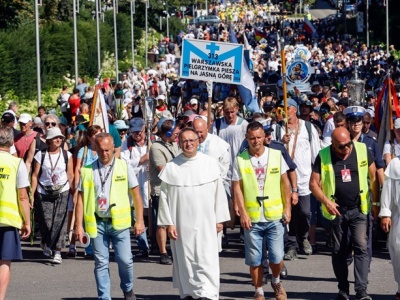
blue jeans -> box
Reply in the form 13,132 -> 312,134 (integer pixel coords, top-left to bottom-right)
244,221 -> 285,265
92,219 -> 133,300
132,208 -> 149,251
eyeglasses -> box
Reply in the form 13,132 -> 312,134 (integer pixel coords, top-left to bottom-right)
337,141 -> 352,150
181,138 -> 198,144
118,130 -> 127,134
45,122 -> 57,127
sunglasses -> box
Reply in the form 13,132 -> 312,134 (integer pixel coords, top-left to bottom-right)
337,141 -> 352,150
45,122 -> 57,127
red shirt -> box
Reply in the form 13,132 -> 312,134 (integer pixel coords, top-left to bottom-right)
69,96 -> 81,116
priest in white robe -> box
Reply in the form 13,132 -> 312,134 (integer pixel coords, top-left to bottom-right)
158,128 -> 230,300
379,156 -> 400,300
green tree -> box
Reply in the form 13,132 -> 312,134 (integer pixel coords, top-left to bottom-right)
0,0 -> 31,29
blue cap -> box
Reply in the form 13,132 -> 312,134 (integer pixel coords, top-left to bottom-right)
114,120 -> 129,130
278,98 -> 298,109
157,117 -> 174,132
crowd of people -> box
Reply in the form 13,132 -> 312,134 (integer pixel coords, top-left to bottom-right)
1,4 -> 400,300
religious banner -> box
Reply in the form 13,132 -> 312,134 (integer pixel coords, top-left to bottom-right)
286,55 -> 312,92
180,38 -> 243,85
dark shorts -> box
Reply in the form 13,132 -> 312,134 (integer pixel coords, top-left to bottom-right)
0,226 -> 23,261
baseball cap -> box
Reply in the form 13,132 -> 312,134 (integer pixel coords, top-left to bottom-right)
59,116 -> 69,126
33,117 -> 43,125
277,98 -> 298,109
1,112 -> 15,123
300,100 -> 313,107
157,117 -> 174,132
263,124 -> 274,134
18,113 -> 32,123
129,118 -> 145,132
394,118 -> 400,129
183,110 -> 195,117
190,98 -> 198,105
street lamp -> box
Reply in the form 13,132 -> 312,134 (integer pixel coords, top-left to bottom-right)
35,0 -> 42,106
347,64 -> 366,107
113,0 -> 119,81
96,0 -> 101,74
73,0 -> 79,85
130,0 -> 135,68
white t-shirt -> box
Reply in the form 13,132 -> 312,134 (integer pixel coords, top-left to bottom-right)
34,150 -> 72,194
232,147 -> 289,222
382,139 -> 400,158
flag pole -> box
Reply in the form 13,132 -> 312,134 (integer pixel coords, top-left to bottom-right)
279,15 -> 288,135
388,75 -> 393,130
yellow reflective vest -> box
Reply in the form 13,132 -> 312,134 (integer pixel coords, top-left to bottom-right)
0,152 -> 23,229
81,159 -> 131,238
320,142 -> 369,220
237,148 -> 283,222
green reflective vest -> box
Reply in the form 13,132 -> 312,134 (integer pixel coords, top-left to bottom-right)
237,148 -> 283,222
320,142 -> 369,220
81,159 -> 131,238
0,153 -> 23,229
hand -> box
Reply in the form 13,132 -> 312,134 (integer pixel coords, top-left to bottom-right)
381,217 -> 391,233
74,225 -> 85,243
371,205 -> 380,221
134,220 -> 145,237
291,192 -> 298,205
19,224 -> 31,240
282,134 -> 291,144
216,223 -> 223,233
140,153 -> 149,164
283,207 -> 291,224
167,225 -> 178,240
240,213 -> 252,230
325,200 -> 341,216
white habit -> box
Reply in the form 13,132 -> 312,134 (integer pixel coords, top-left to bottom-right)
379,156 -> 400,292
158,152 -> 230,300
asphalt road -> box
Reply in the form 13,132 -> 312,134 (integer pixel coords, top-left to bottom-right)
310,0 -> 338,20
6,227 -> 397,300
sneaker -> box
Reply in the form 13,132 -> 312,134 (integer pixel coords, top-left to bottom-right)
160,253 -> 172,265
134,250 -> 149,258
66,247 -> 76,258
123,290 -> 136,300
280,264 -> 288,279
41,244 -> 52,257
336,290 -> 349,300
355,289 -> 372,300
302,239 -> 313,255
271,282 -> 287,300
284,249 -> 298,261
51,253 -> 62,264
253,291 -> 265,300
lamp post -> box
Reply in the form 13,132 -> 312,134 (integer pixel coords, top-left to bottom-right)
113,0 -> 119,81
35,0 -> 42,106
96,0 -> 101,74
130,0 -> 135,68
145,0 -> 149,67
385,0 -> 389,54
73,0 -> 79,85
347,64 -> 366,107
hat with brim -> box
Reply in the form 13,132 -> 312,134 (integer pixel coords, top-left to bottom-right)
263,124 -> 274,134
344,106 -> 366,122
114,120 -> 129,131
46,127 -> 64,140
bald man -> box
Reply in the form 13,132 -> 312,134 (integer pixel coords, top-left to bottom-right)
310,127 -> 377,300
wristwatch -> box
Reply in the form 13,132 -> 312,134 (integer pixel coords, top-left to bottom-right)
372,202 -> 381,207
292,188 -> 299,193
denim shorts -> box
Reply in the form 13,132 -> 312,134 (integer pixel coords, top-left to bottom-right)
244,221 -> 285,266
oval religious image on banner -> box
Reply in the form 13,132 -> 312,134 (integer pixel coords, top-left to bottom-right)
286,60 -> 311,85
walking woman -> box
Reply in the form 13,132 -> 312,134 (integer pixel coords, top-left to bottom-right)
31,127 -> 74,264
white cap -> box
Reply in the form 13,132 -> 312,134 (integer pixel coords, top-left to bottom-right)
343,106 -> 366,119
18,113 -> 32,123
190,98 -> 198,105
123,98 -> 133,107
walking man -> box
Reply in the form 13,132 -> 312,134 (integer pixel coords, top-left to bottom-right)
310,127 -> 377,300
233,122 -> 291,300
75,133 -> 145,300
158,128 -> 230,299
0,127 -> 31,300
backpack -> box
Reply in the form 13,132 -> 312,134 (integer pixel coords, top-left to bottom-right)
215,117 -> 244,136
275,120 -> 313,143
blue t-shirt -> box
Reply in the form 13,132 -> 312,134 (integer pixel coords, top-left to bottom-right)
77,145 -> 98,166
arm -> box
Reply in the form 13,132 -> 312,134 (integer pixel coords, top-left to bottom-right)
74,158 -> 83,190
383,153 -> 392,166
368,162 -> 380,220
281,172 -> 291,224
288,169 -> 298,205
18,187 -> 31,239
309,170 -> 341,216
232,180 -> 252,230
114,146 -> 121,159
74,191 -> 84,243
30,160 -> 41,207
130,186 -> 145,236
67,157 -> 74,193
25,138 -> 36,173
